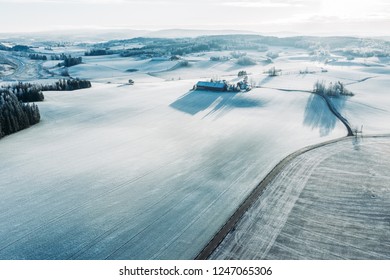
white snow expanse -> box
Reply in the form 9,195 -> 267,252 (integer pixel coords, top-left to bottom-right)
1,42 -> 390,259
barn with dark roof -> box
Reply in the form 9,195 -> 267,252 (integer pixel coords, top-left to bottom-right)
195,81 -> 227,92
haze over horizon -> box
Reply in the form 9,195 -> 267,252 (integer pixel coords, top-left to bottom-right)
0,0 -> 389,37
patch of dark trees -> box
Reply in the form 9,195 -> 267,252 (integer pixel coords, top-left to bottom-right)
0,79 -> 91,103
50,53 -> 68,60
85,49 -> 113,56
0,83 -> 45,103
0,90 -> 40,139
313,80 -> 354,97
12,45 -> 31,52
237,70 -> 247,77
29,53 -> 48,60
60,55 -> 82,67
52,79 -> 92,91
120,49 -> 157,58
50,54 -> 82,67
0,78 -> 91,139
125,68 -> 138,72
0,44 -> 31,52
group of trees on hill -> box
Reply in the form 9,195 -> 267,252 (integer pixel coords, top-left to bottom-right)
12,45 -> 31,52
210,56 -> 230,61
237,70 -> 247,77
29,54 -> 48,60
0,78 -> 92,139
1,83 -> 44,103
0,44 -> 32,52
0,79 -> 91,103
85,49 -> 113,56
313,80 -> 354,97
52,79 -> 92,91
50,54 -> 82,67
51,53 -> 68,60
266,66 -> 280,77
60,56 -> 82,67
0,91 -> 40,139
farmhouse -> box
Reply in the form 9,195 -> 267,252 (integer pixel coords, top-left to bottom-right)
195,81 -> 228,92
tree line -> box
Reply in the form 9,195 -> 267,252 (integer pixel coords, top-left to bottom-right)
60,56 -> 82,67
29,54 -> 48,60
0,90 -> 40,139
50,79 -> 92,91
0,83 -> 44,103
0,79 -> 91,103
50,54 -> 82,67
85,49 -> 113,56
0,78 -> 92,139
313,80 -> 354,97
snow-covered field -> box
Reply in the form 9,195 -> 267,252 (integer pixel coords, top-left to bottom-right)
1,38 -> 390,259
211,136 -> 390,259
0,64 -> 14,76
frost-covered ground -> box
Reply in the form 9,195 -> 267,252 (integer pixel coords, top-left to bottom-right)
211,136 -> 390,259
0,64 -> 14,76
0,80 -> 345,259
0,51 -> 51,81
1,39 -> 390,259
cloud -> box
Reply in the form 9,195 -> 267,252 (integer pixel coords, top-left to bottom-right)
0,0 -> 178,2
221,0 -> 307,8
0,0 -> 150,3
0,0 -> 307,5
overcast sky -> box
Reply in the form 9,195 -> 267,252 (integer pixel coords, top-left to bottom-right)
0,0 -> 389,36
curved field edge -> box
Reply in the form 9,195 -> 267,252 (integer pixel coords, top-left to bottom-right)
198,134 -> 390,259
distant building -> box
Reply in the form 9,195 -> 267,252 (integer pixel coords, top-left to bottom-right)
195,81 -> 227,92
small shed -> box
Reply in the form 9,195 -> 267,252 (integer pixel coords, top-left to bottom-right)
195,81 -> 227,92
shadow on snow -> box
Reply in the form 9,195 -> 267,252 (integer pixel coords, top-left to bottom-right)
170,90 -> 264,117
303,93 -> 347,136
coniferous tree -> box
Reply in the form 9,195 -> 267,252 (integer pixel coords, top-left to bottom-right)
0,91 -> 40,139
